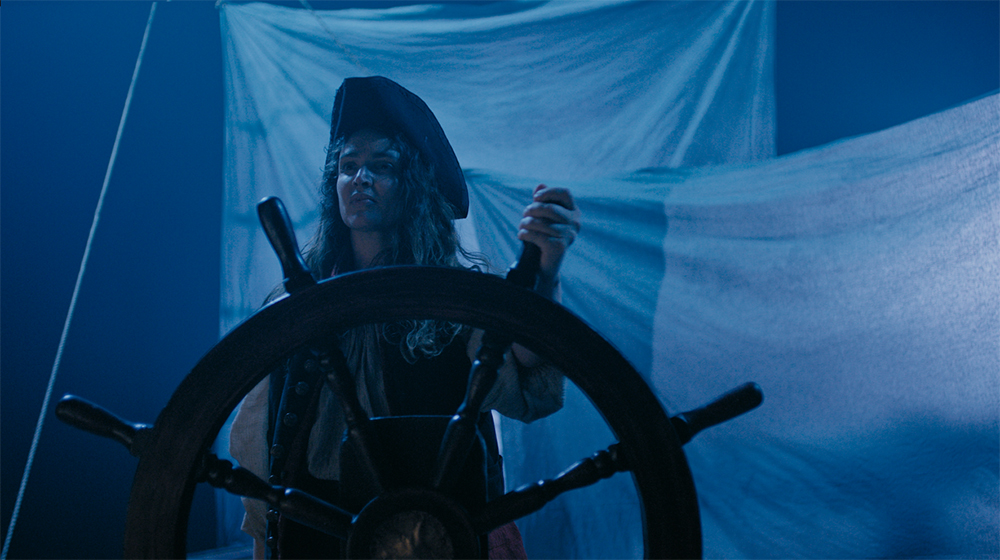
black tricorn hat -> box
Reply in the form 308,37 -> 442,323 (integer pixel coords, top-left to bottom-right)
329,76 -> 469,219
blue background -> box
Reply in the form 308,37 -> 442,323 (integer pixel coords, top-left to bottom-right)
2,1 -> 998,557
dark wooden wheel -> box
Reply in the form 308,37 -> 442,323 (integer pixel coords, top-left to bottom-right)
123,265 -> 702,558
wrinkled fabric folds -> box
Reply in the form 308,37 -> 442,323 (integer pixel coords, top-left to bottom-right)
465,95 -> 998,557
219,1 -> 997,557
219,0 -> 775,332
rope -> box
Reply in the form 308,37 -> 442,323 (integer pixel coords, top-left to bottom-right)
0,4 -> 159,558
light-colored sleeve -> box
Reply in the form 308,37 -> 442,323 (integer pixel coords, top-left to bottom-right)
471,329 -> 566,423
229,376 -> 271,544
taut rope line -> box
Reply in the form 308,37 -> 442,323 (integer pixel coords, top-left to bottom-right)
1,4 -> 160,558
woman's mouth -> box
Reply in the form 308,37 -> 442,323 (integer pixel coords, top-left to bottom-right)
350,192 -> 376,205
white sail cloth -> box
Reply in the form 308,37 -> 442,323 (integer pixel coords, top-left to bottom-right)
469,93 -> 998,558
219,0 -> 775,332
219,1 -> 997,557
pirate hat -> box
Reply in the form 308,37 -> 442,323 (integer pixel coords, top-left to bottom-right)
329,76 -> 469,219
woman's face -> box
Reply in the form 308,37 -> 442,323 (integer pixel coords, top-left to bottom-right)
337,129 -> 404,234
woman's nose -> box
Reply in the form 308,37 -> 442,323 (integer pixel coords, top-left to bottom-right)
352,166 -> 373,185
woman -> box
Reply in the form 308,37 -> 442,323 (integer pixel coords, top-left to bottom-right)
230,76 -> 580,559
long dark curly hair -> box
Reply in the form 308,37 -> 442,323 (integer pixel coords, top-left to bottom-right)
303,130 -> 469,277
300,129 -> 484,414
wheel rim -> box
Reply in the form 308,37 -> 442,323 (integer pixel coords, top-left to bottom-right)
124,265 -> 701,558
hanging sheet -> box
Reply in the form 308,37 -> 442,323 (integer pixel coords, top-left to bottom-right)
467,93 -> 999,558
218,0 -> 774,333
218,1 -> 1000,557
218,3 -> 774,551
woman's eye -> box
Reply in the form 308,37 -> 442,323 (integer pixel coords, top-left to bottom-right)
339,161 -> 395,177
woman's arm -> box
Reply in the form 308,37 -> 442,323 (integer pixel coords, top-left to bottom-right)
473,329 -> 566,423
512,184 -> 580,367
479,185 -> 581,418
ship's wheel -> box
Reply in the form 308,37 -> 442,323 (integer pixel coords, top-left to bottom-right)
57,199 -> 761,559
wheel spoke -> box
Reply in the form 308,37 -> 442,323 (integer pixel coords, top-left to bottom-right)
319,347 -> 387,495
55,395 -> 152,457
198,453 -> 354,540
432,330 -> 509,493
471,443 -> 628,534
670,382 -> 764,445
432,243 -> 540,493
256,197 -> 316,294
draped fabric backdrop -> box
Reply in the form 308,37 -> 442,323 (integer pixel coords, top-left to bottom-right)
219,1 -> 997,557
219,0 -> 774,334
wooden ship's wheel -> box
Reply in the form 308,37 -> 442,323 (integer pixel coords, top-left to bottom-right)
57,198 -> 761,559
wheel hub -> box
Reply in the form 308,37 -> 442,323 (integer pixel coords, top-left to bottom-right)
348,487 -> 480,559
